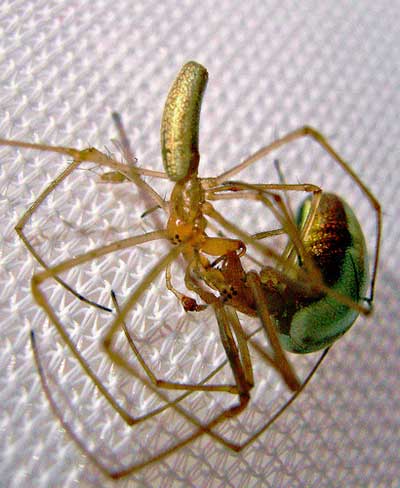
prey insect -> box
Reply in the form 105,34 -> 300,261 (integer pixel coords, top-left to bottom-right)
1,61 -> 381,479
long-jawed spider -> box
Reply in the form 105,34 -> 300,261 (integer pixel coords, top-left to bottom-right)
1,61 -> 381,479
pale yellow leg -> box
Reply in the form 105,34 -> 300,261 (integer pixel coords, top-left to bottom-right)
209,126 -> 381,302
203,201 -> 370,315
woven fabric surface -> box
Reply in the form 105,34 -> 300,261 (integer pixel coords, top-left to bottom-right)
0,1 -> 399,487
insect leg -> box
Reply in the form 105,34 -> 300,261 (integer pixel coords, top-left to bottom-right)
246,271 -> 300,391
203,201 -> 369,315
105,253 -> 244,395
165,263 -> 207,312
216,346 -> 330,454
222,306 -> 254,389
210,126 -> 381,303
109,284 -> 266,451
207,181 -> 322,272
213,303 -> 252,405
298,126 -> 381,303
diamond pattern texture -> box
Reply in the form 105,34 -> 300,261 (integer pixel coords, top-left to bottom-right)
0,1 -> 399,487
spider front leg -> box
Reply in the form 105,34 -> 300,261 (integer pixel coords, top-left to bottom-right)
206,180 -> 323,273
203,201 -> 369,316
210,248 -> 300,392
210,126 -> 381,304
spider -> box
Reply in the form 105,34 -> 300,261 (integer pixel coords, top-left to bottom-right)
1,61 -> 381,478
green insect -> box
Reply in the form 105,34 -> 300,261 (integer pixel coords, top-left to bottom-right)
0,61 -> 381,478
284,192 -> 370,352
214,191 -> 373,355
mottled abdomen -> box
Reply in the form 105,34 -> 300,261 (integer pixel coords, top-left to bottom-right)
161,61 -> 208,181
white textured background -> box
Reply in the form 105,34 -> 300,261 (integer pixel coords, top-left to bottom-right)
0,1 -> 399,487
